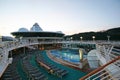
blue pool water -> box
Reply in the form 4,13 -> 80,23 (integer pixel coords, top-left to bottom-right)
50,49 -> 84,64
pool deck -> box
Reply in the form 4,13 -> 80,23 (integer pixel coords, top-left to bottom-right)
46,50 -> 92,73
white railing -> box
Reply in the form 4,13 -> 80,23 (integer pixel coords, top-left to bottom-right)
81,44 -> 120,80
80,56 -> 120,80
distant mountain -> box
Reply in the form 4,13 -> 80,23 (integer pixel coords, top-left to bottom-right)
64,27 -> 120,40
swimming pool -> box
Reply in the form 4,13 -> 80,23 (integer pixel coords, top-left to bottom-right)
50,49 -> 86,64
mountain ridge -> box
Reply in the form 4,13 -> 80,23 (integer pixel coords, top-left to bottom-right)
65,27 -> 120,40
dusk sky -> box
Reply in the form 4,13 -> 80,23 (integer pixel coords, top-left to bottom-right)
0,0 -> 120,36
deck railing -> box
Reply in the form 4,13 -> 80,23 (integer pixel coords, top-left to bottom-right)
80,56 -> 120,80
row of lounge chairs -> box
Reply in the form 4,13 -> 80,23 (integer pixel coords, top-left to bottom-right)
36,53 -> 69,78
1,64 -> 22,80
22,56 -> 47,80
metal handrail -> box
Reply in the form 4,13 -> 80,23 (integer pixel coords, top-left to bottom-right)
80,56 -> 120,80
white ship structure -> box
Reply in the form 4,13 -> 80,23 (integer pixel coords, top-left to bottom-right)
0,23 -> 120,80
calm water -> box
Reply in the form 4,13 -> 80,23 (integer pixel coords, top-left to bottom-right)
50,49 -> 84,64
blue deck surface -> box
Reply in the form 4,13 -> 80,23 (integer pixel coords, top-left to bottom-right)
16,50 -> 87,80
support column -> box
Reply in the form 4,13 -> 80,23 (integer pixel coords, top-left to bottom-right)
24,47 -> 25,55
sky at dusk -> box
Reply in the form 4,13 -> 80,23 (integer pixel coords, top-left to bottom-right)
0,0 -> 120,36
